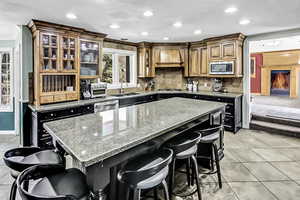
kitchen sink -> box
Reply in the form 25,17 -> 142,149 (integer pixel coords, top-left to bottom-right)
111,92 -> 140,97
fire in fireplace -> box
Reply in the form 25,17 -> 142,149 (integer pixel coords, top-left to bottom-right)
270,70 -> 290,96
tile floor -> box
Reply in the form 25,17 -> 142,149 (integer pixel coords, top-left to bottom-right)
1,129 -> 300,200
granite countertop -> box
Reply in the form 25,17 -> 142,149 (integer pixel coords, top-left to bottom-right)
43,98 -> 225,167
29,90 -> 242,112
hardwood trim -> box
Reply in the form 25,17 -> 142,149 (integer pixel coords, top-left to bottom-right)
28,19 -> 107,38
104,38 -> 138,47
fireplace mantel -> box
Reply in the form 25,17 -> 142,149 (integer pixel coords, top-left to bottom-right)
261,65 -> 300,98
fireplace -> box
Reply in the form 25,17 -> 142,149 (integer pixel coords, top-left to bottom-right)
270,70 -> 290,96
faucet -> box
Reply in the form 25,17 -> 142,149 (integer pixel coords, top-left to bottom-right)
120,68 -> 126,94
120,81 -> 125,94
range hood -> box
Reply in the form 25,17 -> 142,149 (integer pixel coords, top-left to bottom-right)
155,49 -> 185,68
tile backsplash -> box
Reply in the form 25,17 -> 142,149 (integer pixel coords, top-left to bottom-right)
138,68 -> 243,93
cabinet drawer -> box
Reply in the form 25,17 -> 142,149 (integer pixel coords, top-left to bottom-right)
225,104 -> 234,114
224,116 -> 234,126
54,94 -> 67,102
40,95 -> 54,104
67,92 -> 78,100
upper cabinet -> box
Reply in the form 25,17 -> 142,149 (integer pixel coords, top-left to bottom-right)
79,39 -> 103,79
29,20 -> 106,105
189,43 -> 207,77
138,42 -> 154,78
206,33 -> 245,77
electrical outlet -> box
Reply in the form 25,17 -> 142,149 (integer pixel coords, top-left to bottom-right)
204,82 -> 208,87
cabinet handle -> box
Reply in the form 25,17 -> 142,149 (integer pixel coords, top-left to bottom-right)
70,109 -> 74,113
50,113 -> 54,117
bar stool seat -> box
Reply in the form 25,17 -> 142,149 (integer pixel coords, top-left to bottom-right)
118,149 -> 173,200
17,164 -> 91,200
3,147 -> 63,200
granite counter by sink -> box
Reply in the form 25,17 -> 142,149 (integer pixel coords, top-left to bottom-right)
43,97 -> 225,167
29,90 -> 241,112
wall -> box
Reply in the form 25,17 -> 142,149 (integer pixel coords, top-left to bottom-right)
250,53 -> 263,94
0,40 -> 15,131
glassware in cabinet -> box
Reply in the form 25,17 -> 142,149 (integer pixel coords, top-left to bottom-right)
61,36 -> 77,72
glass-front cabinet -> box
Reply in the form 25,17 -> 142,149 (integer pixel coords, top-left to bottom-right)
80,40 -> 101,78
29,20 -> 106,105
61,36 -> 77,72
41,33 -> 58,72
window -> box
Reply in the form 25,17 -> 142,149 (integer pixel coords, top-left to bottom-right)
251,57 -> 256,78
102,48 -> 137,88
0,48 -> 13,112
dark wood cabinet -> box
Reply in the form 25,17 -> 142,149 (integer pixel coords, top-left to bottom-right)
28,92 -> 242,148
30,104 -> 94,148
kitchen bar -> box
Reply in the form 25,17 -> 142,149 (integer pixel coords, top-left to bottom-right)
43,97 -> 225,199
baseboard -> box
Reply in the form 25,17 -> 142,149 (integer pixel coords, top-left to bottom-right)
0,130 -> 16,134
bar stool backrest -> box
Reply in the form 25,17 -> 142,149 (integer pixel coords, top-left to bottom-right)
17,164 -> 83,200
118,148 -> 173,187
3,147 -> 42,172
166,133 -> 201,155
199,125 -> 224,152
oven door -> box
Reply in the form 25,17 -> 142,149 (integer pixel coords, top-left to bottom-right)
91,88 -> 106,98
210,61 -> 234,74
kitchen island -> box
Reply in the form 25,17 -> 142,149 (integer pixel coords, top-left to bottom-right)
43,97 -> 225,199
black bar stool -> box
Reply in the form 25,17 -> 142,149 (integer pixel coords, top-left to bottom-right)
196,125 -> 224,188
17,164 -> 92,200
117,148 -> 173,200
3,147 -> 63,200
165,132 -> 202,200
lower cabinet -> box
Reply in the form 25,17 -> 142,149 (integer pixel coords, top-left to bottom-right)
28,93 -> 242,148
30,104 -> 94,148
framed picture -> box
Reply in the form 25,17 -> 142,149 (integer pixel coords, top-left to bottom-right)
251,57 -> 256,78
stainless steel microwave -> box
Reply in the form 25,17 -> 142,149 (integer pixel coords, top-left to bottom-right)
209,61 -> 234,75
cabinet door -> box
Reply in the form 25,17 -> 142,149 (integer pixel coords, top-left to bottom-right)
61,36 -> 78,72
40,33 -> 59,72
222,42 -> 235,59
200,48 -> 208,75
189,48 -> 200,76
209,44 -> 221,60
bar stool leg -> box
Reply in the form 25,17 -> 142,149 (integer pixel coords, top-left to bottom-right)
168,158 -> 176,197
126,187 -> 131,200
133,189 -> 141,200
213,144 -> 222,189
154,187 -> 159,200
186,158 -> 191,186
9,180 -> 17,200
162,179 -> 170,200
191,155 -> 202,200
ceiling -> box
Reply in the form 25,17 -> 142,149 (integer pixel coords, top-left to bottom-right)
250,35 -> 300,53
1,0 -> 300,42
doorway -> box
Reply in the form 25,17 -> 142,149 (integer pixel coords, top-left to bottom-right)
249,36 -> 300,121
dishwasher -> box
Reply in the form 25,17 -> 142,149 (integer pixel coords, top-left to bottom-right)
94,100 -> 119,113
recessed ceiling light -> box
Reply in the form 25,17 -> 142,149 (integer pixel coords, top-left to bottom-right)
173,21 -> 182,28
163,37 -> 169,41
66,13 -> 77,20
141,32 -> 149,36
144,10 -> 153,17
239,19 -> 251,25
109,24 -> 120,29
194,29 -> 202,35
225,7 -> 238,14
